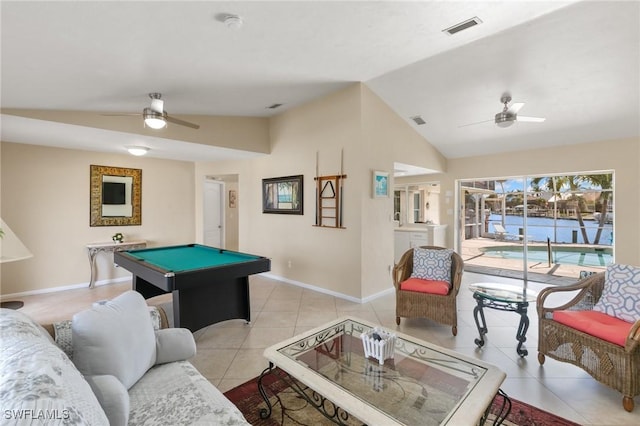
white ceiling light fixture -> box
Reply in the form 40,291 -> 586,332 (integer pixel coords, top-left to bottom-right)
143,111 -> 166,129
127,146 -> 150,156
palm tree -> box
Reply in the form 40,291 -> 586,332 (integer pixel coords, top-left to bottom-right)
582,174 -> 613,244
532,176 -> 591,243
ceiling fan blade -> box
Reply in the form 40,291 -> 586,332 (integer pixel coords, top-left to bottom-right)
458,118 -> 494,128
506,102 -> 525,115
165,115 -> 200,129
517,116 -> 546,123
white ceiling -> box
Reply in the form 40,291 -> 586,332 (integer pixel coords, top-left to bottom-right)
1,1 -> 639,163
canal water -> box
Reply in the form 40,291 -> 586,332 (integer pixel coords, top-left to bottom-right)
488,214 -> 613,246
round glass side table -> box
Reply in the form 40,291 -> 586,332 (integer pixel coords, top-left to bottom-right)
469,283 -> 539,357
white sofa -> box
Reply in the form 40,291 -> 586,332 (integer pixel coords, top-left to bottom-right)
0,291 -> 250,425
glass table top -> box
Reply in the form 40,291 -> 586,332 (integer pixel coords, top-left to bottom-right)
469,282 -> 539,303
264,317 -> 505,426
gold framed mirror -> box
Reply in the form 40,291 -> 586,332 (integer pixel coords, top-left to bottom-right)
90,165 -> 142,226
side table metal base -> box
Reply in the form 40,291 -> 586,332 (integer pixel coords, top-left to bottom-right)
473,293 -> 531,357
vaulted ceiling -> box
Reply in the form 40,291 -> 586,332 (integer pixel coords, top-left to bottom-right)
1,1 -> 638,162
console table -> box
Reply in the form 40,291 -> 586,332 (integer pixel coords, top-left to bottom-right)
86,240 -> 146,288
469,283 -> 538,357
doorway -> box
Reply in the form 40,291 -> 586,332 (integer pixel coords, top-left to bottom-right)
203,179 -> 224,248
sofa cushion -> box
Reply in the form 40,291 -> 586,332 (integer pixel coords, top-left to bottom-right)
128,360 -> 250,425
553,310 -> 633,347
72,291 -> 157,389
0,308 -> 109,425
410,248 -> 453,284
85,375 -> 130,426
400,277 -> 450,295
593,263 -> 640,323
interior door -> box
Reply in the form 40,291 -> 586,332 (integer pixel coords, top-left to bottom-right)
203,180 -> 224,248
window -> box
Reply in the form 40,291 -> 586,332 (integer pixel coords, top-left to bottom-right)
413,192 -> 421,222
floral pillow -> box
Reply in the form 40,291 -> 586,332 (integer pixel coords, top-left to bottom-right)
410,248 -> 453,284
593,263 -> 640,323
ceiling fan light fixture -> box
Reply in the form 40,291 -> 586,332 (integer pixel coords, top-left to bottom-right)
143,108 -> 167,129
495,112 -> 515,127
127,146 -> 150,156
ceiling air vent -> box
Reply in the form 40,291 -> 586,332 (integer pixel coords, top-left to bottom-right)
443,17 -> 483,35
410,115 -> 426,125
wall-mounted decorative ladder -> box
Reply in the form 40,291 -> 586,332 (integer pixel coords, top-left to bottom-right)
314,174 -> 347,228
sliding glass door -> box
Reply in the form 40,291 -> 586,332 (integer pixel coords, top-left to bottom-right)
458,172 -> 614,283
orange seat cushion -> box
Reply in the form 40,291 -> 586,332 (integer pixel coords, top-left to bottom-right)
400,278 -> 450,295
553,310 -> 633,347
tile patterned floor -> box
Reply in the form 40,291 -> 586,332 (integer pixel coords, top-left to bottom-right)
11,272 -> 640,425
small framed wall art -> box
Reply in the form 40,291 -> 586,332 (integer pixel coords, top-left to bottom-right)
372,171 -> 389,198
229,190 -> 237,208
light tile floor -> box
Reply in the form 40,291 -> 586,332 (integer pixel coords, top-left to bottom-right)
12,272 -> 640,425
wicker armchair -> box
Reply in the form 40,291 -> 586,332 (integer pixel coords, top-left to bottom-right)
393,246 -> 464,336
537,272 -> 640,412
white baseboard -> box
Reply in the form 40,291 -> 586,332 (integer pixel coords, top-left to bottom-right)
260,273 -> 394,304
2,274 -> 394,305
0,276 -> 131,299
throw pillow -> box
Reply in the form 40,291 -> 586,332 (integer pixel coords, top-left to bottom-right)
54,306 -> 163,361
72,291 -> 157,389
155,328 -> 196,364
593,263 -> 640,323
410,248 -> 453,284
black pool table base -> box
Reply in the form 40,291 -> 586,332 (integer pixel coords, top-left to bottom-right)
134,275 -> 251,332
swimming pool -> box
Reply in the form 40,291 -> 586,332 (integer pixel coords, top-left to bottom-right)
480,246 -> 613,267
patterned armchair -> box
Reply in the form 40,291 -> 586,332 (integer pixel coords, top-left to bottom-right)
393,246 -> 464,336
537,270 -> 640,412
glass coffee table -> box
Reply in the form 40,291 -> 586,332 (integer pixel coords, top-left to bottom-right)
469,283 -> 539,357
260,316 -> 507,425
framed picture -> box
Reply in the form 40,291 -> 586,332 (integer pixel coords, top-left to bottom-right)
262,175 -> 303,214
229,190 -> 237,208
373,171 -> 389,198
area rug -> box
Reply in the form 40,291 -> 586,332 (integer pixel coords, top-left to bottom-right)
224,368 -> 581,426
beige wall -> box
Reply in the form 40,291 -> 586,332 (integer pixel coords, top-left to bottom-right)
1,142 -> 195,295
195,85 -> 365,299
195,83 -> 447,300
360,85 -> 447,297
2,109 -> 271,154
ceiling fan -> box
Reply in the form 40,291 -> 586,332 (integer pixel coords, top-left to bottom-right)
105,93 -> 200,130
460,94 -> 546,128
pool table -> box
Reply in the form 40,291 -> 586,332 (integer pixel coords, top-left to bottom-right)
114,244 -> 270,332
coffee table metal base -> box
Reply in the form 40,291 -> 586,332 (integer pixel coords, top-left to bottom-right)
258,363 -> 360,425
